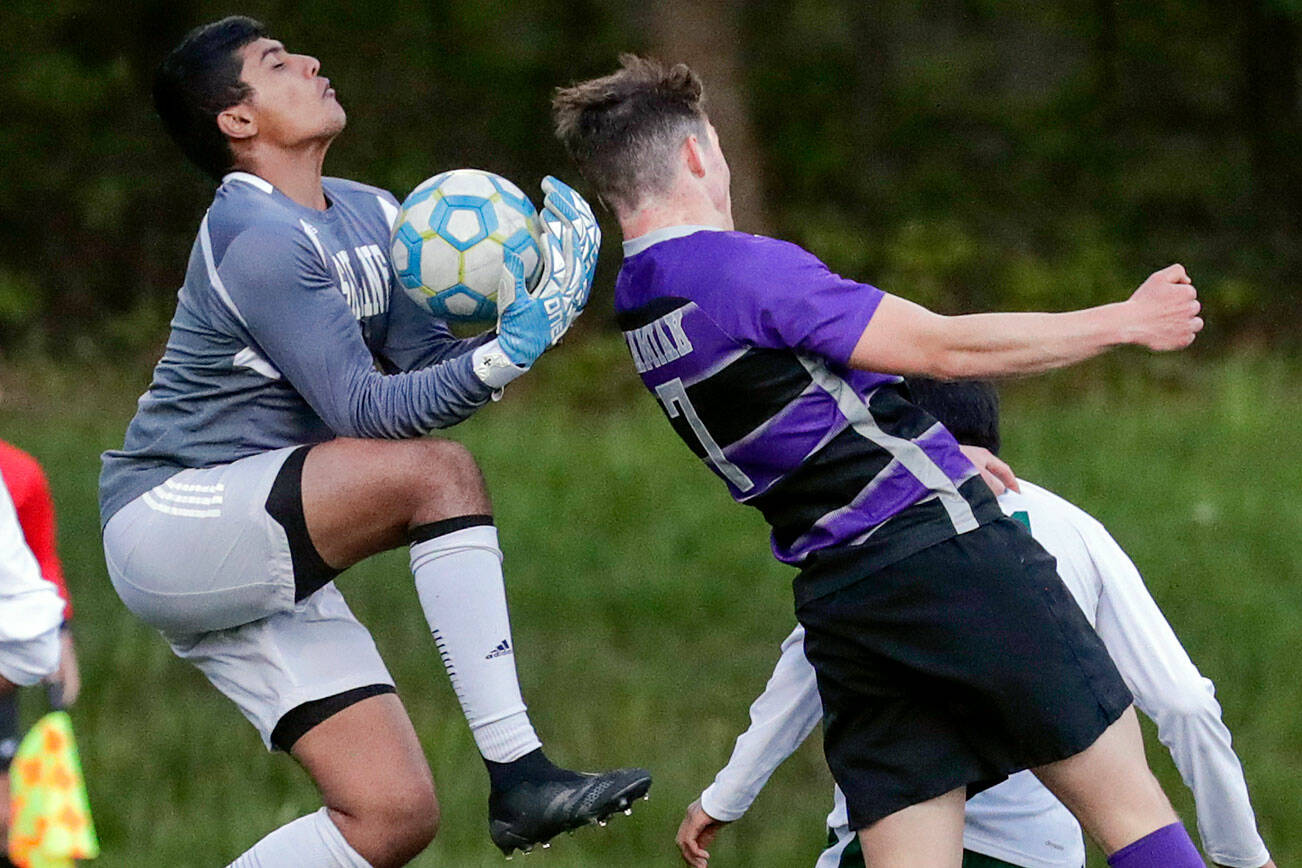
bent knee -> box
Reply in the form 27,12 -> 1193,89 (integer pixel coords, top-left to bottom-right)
360,781 -> 440,865
416,437 -> 479,476
407,439 -> 491,518
389,776 -> 440,839
390,804 -> 439,861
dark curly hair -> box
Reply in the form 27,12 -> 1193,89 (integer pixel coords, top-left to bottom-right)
153,16 -> 267,180
906,378 -> 1002,455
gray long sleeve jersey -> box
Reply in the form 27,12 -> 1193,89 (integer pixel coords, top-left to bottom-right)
100,171 -> 494,525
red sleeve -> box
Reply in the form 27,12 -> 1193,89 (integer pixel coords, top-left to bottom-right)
0,443 -> 71,620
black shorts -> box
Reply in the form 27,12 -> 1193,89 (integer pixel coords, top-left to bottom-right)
797,517 -> 1132,830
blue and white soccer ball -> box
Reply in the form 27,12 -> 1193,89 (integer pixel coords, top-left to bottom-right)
390,169 -> 543,323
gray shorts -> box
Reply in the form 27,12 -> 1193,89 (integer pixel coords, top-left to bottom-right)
103,447 -> 393,749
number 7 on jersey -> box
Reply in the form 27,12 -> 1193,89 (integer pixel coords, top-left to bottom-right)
654,378 -> 755,493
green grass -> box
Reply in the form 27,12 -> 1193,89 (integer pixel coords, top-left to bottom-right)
0,341 -> 1298,867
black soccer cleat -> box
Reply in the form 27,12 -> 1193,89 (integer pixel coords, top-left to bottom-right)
488,766 -> 652,857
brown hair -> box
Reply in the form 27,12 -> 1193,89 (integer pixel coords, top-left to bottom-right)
553,54 -> 707,214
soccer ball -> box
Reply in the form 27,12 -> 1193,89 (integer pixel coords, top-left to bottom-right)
390,169 -> 544,323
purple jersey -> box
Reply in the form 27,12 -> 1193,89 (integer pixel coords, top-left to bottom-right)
615,227 -> 1002,602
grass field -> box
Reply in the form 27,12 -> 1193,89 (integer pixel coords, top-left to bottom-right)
1,338 -> 1298,867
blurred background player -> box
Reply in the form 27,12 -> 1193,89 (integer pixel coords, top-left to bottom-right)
0,439 -> 80,868
675,379 -> 1274,868
99,17 -> 646,868
556,55 -> 1207,867
0,471 -> 63,687
0,470 -> 65,833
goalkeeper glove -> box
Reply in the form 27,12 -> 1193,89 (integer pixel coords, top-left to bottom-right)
531,175 -> 600,344
473,177 -> 600,388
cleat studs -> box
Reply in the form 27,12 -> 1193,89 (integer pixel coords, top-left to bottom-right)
542,843 -> 551,850
624,808 -> 633,816
598,819 -> 608,827
642,794 -> 650,801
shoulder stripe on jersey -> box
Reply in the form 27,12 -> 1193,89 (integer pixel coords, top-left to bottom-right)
297,219 -> 330,268
233,346 -> 282,380
798,357 -> 979,535
375,194 -> 399,229
221,171 -> 275,194
199,213 -> 249,328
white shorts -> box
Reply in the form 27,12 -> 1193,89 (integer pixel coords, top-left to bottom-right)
103,447 -> 393,749
0,624 -> 61,688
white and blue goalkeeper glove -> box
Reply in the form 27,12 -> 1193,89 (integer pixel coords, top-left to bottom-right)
532,174 -> 600,344
471,176 -> 600,390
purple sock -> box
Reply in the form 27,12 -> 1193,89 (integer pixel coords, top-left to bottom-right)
1107,822 -> 1203,868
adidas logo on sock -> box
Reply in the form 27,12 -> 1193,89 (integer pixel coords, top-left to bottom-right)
485,639 -> 513,659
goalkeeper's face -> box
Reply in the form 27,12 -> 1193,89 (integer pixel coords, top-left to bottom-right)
227,37 -> 347,149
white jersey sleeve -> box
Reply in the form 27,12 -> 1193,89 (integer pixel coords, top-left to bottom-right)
1065,500 -> 1270,867
0,475 -> 62,640
699,625 -> 823,822
0,475 -> 63,686
1009,481 -> 1269,867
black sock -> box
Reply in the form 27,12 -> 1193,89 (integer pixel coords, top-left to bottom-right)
485,748 -> 582,791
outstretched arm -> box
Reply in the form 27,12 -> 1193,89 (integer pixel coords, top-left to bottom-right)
850,265 -> 1202,379
678,626 -> 824,866
1085,521 -> 1272,868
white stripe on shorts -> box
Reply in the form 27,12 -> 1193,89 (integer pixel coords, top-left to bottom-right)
141,491 -> 222,518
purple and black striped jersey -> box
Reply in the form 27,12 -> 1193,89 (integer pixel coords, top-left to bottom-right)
615,226 -> 1002,602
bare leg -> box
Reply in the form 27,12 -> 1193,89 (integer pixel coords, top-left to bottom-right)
1031,706 -> 1177,853
292,436 -> 650,855
291,693 -> 438,868
298,436 -> 491,569
857,787 -> 965,868
297,436 -> 541,755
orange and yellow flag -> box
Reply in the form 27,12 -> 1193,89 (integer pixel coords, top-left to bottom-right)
8,711 -> 98,868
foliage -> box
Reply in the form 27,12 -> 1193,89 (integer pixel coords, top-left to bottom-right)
0,1 -> 1297,357
743,0 -> 1301,338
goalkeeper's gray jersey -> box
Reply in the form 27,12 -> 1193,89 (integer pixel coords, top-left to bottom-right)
100,172 -> 493,525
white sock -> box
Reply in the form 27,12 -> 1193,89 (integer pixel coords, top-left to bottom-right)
227,808 -> 371,868
409,521 -> 542,763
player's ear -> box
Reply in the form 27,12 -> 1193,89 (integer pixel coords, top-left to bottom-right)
683,134 -> 707,179
217,104 -> 257,141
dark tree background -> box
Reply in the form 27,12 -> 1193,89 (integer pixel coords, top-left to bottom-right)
0,0 -> 1297,357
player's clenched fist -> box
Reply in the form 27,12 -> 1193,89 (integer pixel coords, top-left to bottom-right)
1124,263 -> 1204,351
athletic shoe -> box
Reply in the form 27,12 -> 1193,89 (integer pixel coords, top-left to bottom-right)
488,766 -> 652,856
